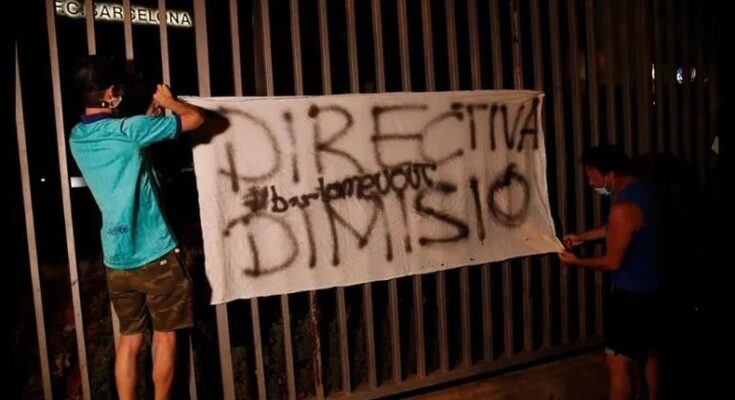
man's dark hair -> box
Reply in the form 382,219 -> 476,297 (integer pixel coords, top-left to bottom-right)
581,144 -> 633,175
73,55 -> 125,107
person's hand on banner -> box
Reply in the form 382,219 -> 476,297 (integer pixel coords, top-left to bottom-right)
562,233 -> 584,249
558,251 -> 579,265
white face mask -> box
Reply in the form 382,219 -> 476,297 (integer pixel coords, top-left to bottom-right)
594,175 -> 614,196
100,85 -> 123,109
107,95 -> 123,109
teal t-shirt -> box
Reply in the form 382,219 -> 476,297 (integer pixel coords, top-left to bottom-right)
70,113 -> 182,269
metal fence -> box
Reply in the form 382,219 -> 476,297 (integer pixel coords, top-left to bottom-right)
14,0 -> 719,398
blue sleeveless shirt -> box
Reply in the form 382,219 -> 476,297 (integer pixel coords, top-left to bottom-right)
610,179 -> 659,293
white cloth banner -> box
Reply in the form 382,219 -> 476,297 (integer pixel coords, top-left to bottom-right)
186,90 -> 562,304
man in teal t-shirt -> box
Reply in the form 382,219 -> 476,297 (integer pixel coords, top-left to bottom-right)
70,56 -> 203,400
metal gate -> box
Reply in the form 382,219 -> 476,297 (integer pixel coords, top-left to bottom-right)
14,0 -> 719,398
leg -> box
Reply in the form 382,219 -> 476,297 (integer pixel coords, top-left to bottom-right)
645,353 -> 660,400
152,330 -> 177,400
606,353 -> 633,400
115,333 -> 145,400
145,251 -> 194,399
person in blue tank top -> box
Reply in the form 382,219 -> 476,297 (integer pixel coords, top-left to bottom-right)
69,56 -> 204,400
559,144 -> 660,400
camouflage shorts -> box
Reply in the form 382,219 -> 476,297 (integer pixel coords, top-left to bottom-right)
106,249 -> 193,334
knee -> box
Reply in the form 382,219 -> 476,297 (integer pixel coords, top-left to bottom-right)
118,333 -> 144,357
153,330 -> 177,349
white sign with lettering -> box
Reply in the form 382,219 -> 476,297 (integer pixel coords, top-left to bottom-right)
186,91 -> 562,303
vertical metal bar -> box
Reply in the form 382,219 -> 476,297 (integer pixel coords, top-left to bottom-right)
604,0 -> 618,145
468,0 -> 481,88
296,2 -> 327,397
510,0 -> 524,88
582,0 -> 599,153
192,1 -> 228,397
339,0 -> 356,393
610,0 -> 632,154
528,0 -> 552,348
490,0 -> 503,89
46,2 -> 92,398
501,265 -> 514,356
397,0 -> 411,90
348,0 -> 376,388
187,338 -> 198,400
459,269 -> 472,366
489,0 -> 511,360
314,2 -> 340,396
308,292 -> 325,399
84,0 -> 96,54
118,0 -> 135,370
386,0 -> 405,350
344,0 -> 358,94
445,0 -> 465,366
281,296 -> 297,399
193,0 -> 211,95
566,0 -> 588,341
122,0 -> 134,60
491,0 -> 513,356
548,0 -> 569,343
421,0 -> 446,372
253,0 -> 274,96
389,281 -> 402,382
706,1 -> 717,173
396,0 -> 425,379
251,299 -> 267,399
584,0 -> 604,339
487,0 -> 514,356
468,0 -> 494,361
445,0 -> 460,90
317,0 -> 331,94
413,277 -> 426,376
695,1 -> 706,181
620,0 -> 634,155
680,0 -> 691,160
444,0 -> 470,367
157,0 -> 172,85
413,0 -> 434,378
215,304 -> 235,399
193,2 -> 234,399
653,0 -> 665,152
161,2 -> 198,397
584,0 -> 599,147
522,261 -> 533,353
290,0 -> 304,95
16,47 -> 53,400
636,0 -> 652,155
336,289 -> 351,394
665,0 -> 679,156
270,9 -> 298,394
421,0 -> 435,91
368,0 -> 403,383
481,266 -> 493,359
510,0 -> 533,354
363,285 -> 378,388
371,0 -> 386,93
158,0 -> 171,85
436,272 -> 450,371
229,0 -> 243,96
